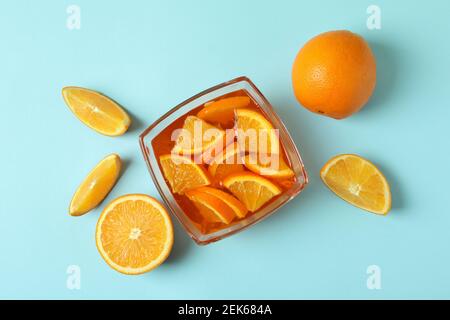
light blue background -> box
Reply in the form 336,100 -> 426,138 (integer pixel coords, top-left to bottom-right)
1,0 -> 449,299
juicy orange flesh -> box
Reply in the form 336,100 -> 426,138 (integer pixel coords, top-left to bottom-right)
100,199 -> 168,269
173,116 -> 225,155
197,96 -> 251,126
244,154 -> 294,178
236,109 -> 279,154
224,173 -> 282,212
322,156 -> 389,213
194,186 -> 248,218
208,143 -> 245,187
190,199 -> 224,224
210,163 -> 244,188
63,87 -> 130,135
226,180 -> 277,212
159,155 -> 210,194
186,190 -> 235,224
70,155 -> 121,216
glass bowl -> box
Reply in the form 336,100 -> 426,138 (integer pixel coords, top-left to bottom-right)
139,76 -> 308,245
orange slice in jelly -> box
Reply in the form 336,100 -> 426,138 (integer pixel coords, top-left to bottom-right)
172,116 -> 226,156
194,186 -> 248,218
185,189 -> 236,224
159,154 -> 210,194
197,96 -> 251,126
223,172 -> 282,212
235,109 -> 280,154
208,142 -> 245,186
243,154 -> 295,179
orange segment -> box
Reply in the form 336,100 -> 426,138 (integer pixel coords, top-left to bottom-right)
197,96 -> 251,126
172,116 -> 226,157
69,154 -> 122,216
159,154 -> 210,194
185,189 -> 235,224
320,154 -> 391,215
235,109 -> 280,154
223,172 -> 282,212
194,186 -> 248,218
62,87 -> 131,136
208,142 -> 245,186
243,154 -> 295,179
96,194 -> 173,275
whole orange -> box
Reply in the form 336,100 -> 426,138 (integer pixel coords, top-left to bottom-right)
292,30 -> 376,119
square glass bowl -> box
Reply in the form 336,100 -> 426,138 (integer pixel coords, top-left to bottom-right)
139,76 -> 308,245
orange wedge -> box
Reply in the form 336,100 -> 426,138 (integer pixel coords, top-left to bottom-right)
197,96 -> 251,126
185,189 -> 235,224
194,186 -> 248,218
172,116 -> 226,157
96,194 -> 173,275
243,154 -> 295,179
223,172 -> 282,212
62,87 -> 131,136
159,154 -> 210,194
235,109 -> 280,154
320,154 -> 392,215
208,142 -> 245,186
69,154 -> 122,216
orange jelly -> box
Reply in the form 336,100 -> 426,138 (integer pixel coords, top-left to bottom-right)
140,77 -> 307,244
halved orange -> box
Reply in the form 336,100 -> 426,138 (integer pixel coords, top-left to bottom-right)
62,87 -> 131,136
172,116 -> 226,156
223,172 -> 282,212
235,109 -> 279,154
185,189 -> 235,224
159,154 -> 211,194
208,142 -> 245,186
96,194 -> 173,275
243,154 -> 294,179
197,96 -> 251,126
69,154 -> 122,216
194,186 -> 248,218
320,154 -> 391,215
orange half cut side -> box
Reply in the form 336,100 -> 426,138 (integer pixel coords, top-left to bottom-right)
96,194 -> 173,275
